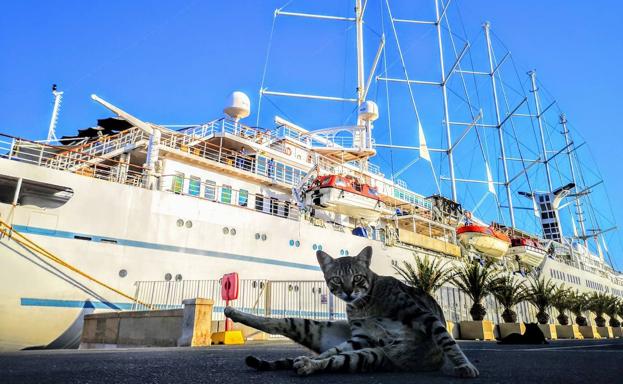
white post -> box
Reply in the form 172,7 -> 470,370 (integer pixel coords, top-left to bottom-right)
560,114 -> 587,245
484,22 -> 515,227
47,87 -> 63,143
435,0 -> 457,202
355,0 -> 365,112
529,70 -> 554,192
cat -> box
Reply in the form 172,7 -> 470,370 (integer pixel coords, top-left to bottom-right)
497,323 -> 548,345
224,246 -> 479,377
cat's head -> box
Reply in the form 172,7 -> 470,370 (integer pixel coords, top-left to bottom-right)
316,246 -> 374,303
523,323 -> 545,339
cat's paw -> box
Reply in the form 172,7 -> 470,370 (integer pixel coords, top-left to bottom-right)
293,356 -> 316,376
454,362 -> 479,378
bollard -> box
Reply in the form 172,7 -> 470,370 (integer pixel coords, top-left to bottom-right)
177,298 -> 214,347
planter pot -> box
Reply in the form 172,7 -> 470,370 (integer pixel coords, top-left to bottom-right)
555,325 -> 583,339
497,323 -> 525,339
446,321 -> 459,339
579,326 -> 601,339
537,324 -> 557,340
459,320 -> 495,340
612,327 -> 623,338
596,326 -> 613,339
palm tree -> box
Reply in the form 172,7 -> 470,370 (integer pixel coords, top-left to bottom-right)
451,260 -> 499,321
490,274 -> 528,323
605,295 -> 620,328
569,290 -> 589,326
394,254 -> 453,295
587,292 -> 610,327
526,277 -> 557,324
551,285 -> 572,325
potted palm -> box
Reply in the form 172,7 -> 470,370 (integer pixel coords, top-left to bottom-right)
526,277 -> 557,339
615,300 -> 623,338
490,274 -> 528,338
394,254 -> 456,336
606,296 -> 622,338
551,286 -> 580,339
570,290 -> 599,339
588,292 -> 612,338
451,260 -> 498,340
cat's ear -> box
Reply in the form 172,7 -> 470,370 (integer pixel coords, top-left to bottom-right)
355,246 -> 373,268
316,250 -> 334,270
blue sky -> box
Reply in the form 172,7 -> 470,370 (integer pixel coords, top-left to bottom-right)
1,1 -> 622,266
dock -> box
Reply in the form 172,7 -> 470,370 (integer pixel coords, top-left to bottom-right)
1,339 -> 622,384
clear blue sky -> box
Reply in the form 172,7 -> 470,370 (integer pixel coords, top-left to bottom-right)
1,1 -> 622,266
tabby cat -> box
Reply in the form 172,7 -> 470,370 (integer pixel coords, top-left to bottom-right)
224,246 -> 479,377
497,323 -> 548,345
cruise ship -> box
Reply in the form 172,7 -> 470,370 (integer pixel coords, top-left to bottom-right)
1,0 -> 622,351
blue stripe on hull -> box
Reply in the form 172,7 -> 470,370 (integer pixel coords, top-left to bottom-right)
12,224 -> 320,271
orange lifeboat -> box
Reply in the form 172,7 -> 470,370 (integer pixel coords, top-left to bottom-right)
456,225 -> 511,259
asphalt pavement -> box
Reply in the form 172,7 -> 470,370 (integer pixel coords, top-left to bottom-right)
1,339 -> 622,384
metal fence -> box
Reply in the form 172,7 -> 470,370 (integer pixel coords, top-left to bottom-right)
131,279 -> 551,326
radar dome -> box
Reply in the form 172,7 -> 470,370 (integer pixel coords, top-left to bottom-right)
358,101 -> 379,122
224,91 -> 251,120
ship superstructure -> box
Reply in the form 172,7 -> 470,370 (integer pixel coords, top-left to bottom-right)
1,0 -> 622,351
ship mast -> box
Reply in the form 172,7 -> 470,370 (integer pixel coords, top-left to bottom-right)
47,84 -> 63,143
355,0 -> 365,111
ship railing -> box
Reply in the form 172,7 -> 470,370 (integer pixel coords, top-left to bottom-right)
157,174 -> 300,221
0,133 -> 147,187
130,279 -> 567,327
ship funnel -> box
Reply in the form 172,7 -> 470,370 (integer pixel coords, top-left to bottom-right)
224,91 -> 251,121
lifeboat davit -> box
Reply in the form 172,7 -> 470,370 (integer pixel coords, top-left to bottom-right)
506,238 -> 547,267
456,225 -> 511,259
304,175 -> 387,220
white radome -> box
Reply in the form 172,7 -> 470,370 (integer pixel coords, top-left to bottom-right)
223,91 -> 251,120
358,100 -> 379,122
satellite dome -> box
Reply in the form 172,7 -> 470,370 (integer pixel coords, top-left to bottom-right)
224,91 -> 251,120
358,101 -> 379,122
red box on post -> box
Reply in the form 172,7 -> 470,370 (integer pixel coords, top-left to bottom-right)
221,272 -> 239,301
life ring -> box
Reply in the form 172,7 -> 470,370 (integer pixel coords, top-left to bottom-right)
307,154 -> 313,163
285,147 -> 292,156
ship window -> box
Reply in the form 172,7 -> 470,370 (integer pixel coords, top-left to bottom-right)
172,172 -> 184,194
239,189 -> 248,207
270,197 -> 278,215
221,185 -> 232,204
0,176 -> 74,209
204,180 -> 216,201
188,176 -> 201,196
255,194 -> 264,211
285,166 -> 293,184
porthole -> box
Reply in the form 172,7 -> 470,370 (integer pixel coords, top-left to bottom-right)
345,250 -> 349,256
118,269 -> 127,278
175,274 -> 183,282
255,233 -> 261,240
313,244 -> 317,251
252,281 -> 258,288
185,220 -> 193,229
340,249 -> 345,256
223,227 -> 230,235
288,284 -> 293,292
289,240 -> 295,246
259,282 -> 265,289
294,285 -> 299,292
230,228 -> 237,236
164,273 -> 172,281
176,219 -> 184,227
318,244 -> 323,251
261,234 -> 267,241
295,240 -> 300,247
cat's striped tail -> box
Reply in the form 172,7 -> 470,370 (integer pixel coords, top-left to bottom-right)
245,356 -> 294,371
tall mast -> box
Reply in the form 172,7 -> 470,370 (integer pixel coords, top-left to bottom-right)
560,114 -> 587,245
529,70 -> 554,192
484,22 -> 515,227
355,0 -> 365,111
47,84 -> 63,143
435,0 -> 457,202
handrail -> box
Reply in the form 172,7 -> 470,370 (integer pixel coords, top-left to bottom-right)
0,219 -> 151,309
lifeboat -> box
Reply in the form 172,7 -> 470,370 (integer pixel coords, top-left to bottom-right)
304,174 -> 387,220
506,238 -> 547,267
456,225 -> 511,259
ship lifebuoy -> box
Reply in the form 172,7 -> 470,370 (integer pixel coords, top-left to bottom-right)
285,147 -> 292,156
307,154 -> 312,163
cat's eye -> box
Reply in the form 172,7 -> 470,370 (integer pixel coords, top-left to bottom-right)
353,275 -> 365,283
329,277 -> 342,285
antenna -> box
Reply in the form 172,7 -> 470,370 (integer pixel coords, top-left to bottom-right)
47,84 -> 63,143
